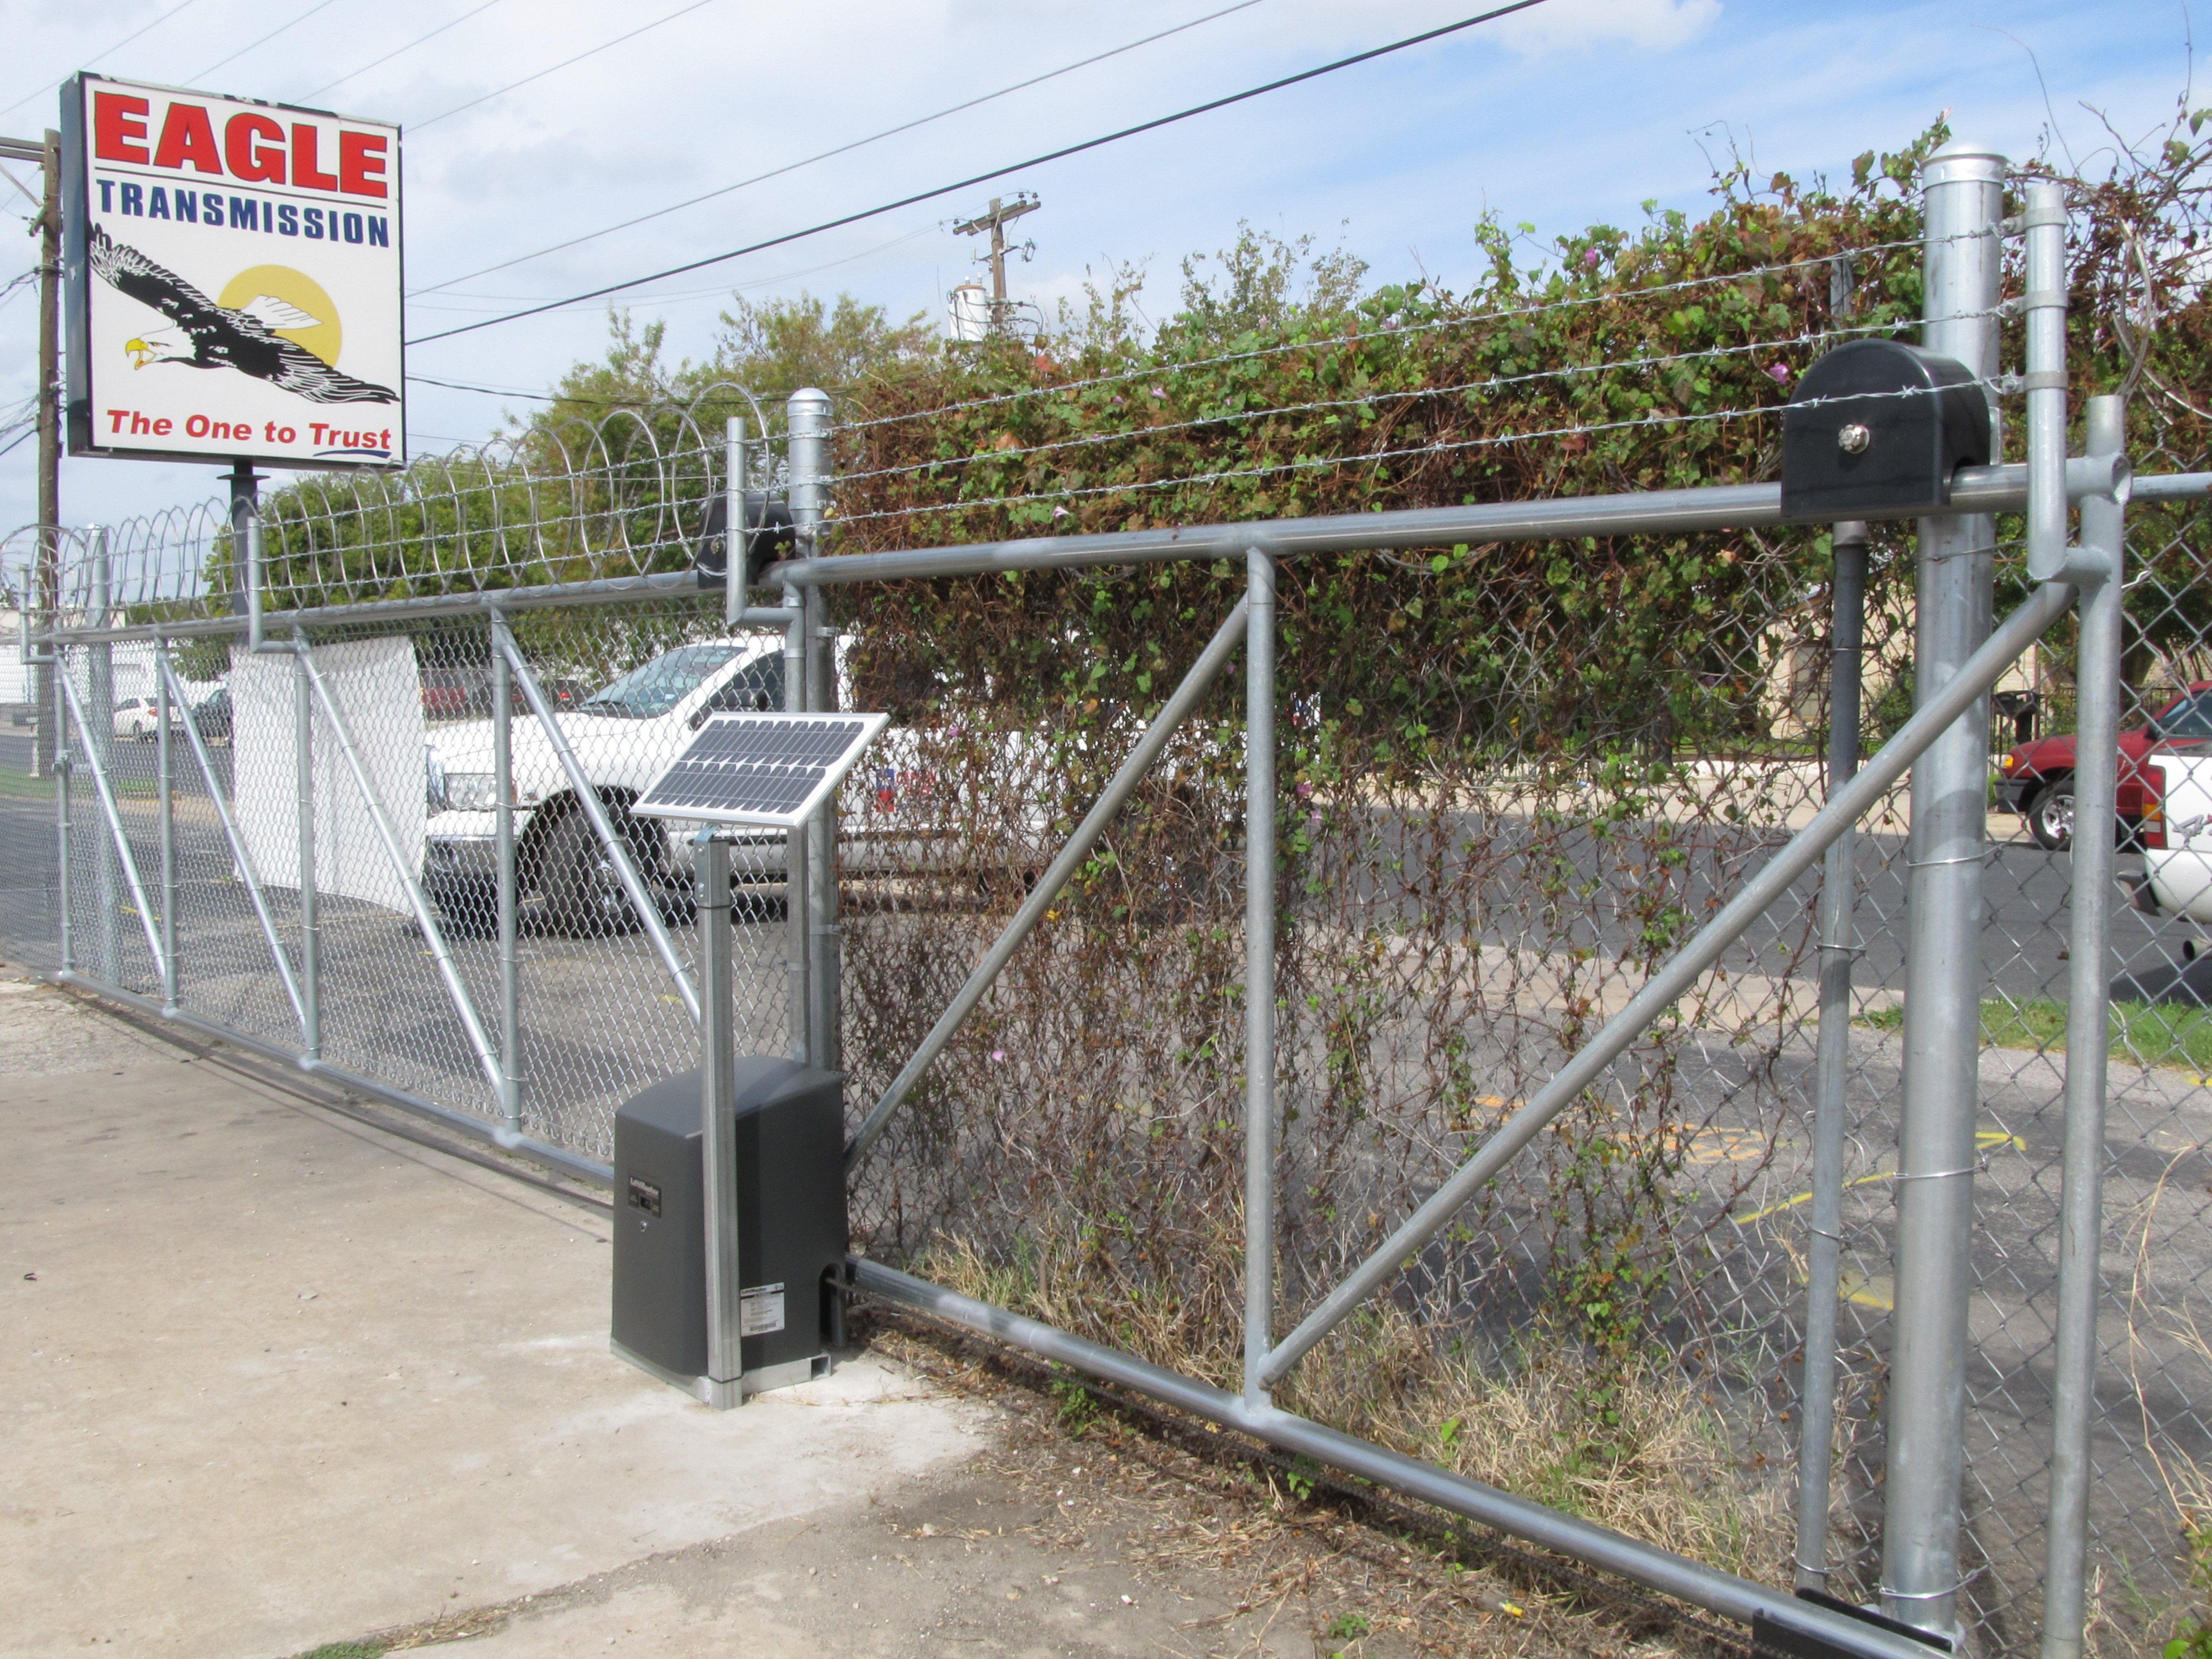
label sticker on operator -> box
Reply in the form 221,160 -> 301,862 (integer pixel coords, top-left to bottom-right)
625,1173 -> 661,1216
739,1282 -> 786,1336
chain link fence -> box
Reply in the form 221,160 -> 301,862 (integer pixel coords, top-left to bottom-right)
4,160 -> 2209,1657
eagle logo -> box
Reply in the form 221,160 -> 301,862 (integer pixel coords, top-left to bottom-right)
90,223 -> 397,405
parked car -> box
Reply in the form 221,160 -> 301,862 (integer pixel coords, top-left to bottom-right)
2142,753 -> 2212,921
421,639 -> 1051,935
190,686 -> 233,745
421,666 -> 590,719
112,695 -> 180,739
421,640 -> 800,932
1994,680 -> 2212,849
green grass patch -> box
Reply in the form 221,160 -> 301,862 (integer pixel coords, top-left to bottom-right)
295,1644 -> 383,1659
0,767 -> 55,801
1860,998 -> 2212,1074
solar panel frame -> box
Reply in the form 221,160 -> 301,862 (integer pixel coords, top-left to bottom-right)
630,712 -> 891,828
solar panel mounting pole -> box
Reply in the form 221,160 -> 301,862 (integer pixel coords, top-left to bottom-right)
697,827 -> 745,1409
782,581 -> 810,1063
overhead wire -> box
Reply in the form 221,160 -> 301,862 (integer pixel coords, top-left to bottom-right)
408,0 -> 1271,298
299,0 -> 510,103
404,0 -> 1554,348
410,0 -> 722,132
0,0 -> 204,124
188,0 -> 345,86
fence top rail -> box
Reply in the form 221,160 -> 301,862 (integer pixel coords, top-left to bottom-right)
765,455 -> 2143,589
34,455 -> 2195,644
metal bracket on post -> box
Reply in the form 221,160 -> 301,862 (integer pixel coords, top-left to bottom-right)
489,619 -> 701,1025
696,828 -> 744,1410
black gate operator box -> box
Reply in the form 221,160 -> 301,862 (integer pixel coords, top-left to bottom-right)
610,1057 -> 848,1400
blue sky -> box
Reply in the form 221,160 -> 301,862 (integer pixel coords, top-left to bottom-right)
0,0 -> 2197,541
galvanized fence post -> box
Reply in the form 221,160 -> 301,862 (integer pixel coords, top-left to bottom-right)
1794,518 -> 1869,1589
54,642 -> 71,974
87,528 -> 119,985
1244,545 -> 1278,1408
1881,139 -> 2007,1642
782,580 -> 810,1064
293,628 -> 319,1063
155,632 -> 178,1013
789,387 -> 838,1075
492,608 -> 523,1139
2041,392 -> 2127,1659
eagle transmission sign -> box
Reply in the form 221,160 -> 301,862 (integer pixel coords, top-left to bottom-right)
61,74 -> 404,471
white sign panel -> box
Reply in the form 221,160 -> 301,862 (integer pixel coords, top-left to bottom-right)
62,73 -> 403,470
233,637 -> 424,913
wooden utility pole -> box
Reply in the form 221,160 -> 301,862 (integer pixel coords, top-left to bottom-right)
1,130 -> 58,774
952,194 -> 1040,335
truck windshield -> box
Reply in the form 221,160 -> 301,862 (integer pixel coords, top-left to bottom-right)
580,645 -> 741,719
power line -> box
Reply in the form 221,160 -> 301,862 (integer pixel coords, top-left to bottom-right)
188,0 -> 345,87
299,0 -> 510,103
0,0 -> 205,124
408,0 -> 1269,299
410,0 -> 721,133
406,0 -> 1551,348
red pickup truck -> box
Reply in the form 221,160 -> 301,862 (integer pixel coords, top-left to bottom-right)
1995,681 -> 2212,849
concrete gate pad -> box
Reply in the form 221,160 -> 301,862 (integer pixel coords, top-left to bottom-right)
1,979 -> 996,1657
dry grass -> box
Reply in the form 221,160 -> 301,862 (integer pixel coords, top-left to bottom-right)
918,1230 -> 1788,1585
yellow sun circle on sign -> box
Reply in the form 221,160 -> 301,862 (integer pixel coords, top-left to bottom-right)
216,266 -> 343,367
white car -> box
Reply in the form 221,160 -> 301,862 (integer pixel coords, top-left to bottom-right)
112,695 -> 180,739
2145,753 -> 2212,922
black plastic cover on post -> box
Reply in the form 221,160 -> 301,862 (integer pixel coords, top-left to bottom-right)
696,492 -> 797,588
1780,340 -> 1990,521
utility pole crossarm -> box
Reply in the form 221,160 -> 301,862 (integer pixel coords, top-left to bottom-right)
953,194 -> 1041,331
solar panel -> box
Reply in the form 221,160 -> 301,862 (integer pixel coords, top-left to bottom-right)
632,712 -> 890,828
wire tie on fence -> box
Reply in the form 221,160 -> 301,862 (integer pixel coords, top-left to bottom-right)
1891,1162 -> 1981,1183
1879,1565 -> 1987,1601
1791,1557 -> 1835,1580
1906,849 -> 1992,870
1817,941 -> 1867,958
1803,1225 -> 1843,1241
2017,369 -> 2070,392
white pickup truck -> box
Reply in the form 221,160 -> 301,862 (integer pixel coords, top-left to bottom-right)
421,635 -> 1055,933
422,637 -> 814,931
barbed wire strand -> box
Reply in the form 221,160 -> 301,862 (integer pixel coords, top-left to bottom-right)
823,235 -> 1935,438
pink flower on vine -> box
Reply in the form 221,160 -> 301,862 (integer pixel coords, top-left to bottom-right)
990,1049 -> 1007,1063
1150,387 -> 1167,399
1583,248 -> 1601,269
1766,363 -> 1792,384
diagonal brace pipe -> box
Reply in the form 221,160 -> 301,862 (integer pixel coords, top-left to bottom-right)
1261,576 -> 2079,1388
297,643 -> 508,1107
159,655 -> 308,1032
56,669 -> 170,984
846,596 -> 1251,1166
492,620 -> 701,1025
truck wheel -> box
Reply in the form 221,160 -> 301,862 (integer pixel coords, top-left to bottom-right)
544,807 -> 648,936
2028,780 -> 2074,851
